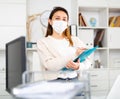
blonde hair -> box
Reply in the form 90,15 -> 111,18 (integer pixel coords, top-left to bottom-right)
63,27 -> 73,46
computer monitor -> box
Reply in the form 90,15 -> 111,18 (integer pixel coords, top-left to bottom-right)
6,36 -> 26,93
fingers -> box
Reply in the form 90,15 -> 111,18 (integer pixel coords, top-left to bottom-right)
77,58 -> 80,62
76,47 -> 86,55
66,60 -> 80,70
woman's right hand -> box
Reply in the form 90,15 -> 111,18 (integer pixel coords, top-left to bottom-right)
76,47 -> 86,56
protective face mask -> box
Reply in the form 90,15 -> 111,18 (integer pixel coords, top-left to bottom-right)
52,20 -> 67,34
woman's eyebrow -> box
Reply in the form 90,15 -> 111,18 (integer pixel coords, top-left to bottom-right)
63,17 -> 67,19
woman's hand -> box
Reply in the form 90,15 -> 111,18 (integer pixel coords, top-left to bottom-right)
66,59 -> 80,70
76,47 -> 86,56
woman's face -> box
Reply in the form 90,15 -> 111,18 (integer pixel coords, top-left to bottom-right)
49,11 -> 68,25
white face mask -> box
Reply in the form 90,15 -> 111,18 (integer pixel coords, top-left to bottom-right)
52,20 -> 67,34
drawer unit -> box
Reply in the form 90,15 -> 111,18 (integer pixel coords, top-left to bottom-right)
89,69 -> 109,91
90,69 -> 109,81
90,80 -> 109,91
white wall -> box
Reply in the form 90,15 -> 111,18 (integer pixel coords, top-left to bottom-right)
0,0 -> 26,49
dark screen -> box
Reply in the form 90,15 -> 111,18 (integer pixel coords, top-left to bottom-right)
6,36 -> 26,93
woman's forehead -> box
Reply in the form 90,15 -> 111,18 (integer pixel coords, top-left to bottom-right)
52,11 -> 68,18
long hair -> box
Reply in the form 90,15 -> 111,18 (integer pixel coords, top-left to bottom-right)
45,6 -> 73,46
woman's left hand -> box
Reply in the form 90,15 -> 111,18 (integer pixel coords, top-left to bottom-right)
66,59 -> 80,70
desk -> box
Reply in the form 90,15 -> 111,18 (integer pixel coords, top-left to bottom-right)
12,81 -> 85,99
10,71 -> 91,99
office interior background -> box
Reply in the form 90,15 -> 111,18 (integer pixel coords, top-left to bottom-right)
0,0 -> 120,99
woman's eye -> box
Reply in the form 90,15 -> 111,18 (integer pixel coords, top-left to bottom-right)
63,19 -> 67,21
55,18 -> 60,20
54,17 -> 67,21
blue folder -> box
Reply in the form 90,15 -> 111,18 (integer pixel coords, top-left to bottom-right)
62,46 -> 98,71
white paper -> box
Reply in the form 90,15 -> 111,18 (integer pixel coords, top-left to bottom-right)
12,81 -> 84,99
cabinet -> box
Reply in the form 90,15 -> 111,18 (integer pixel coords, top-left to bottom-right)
77,5 -> 108,68
90,69 -> 109,97
77,0 -> 120,98
77,1 -> 120,68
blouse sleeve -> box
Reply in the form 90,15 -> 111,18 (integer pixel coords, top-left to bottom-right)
37,39 -> 74,71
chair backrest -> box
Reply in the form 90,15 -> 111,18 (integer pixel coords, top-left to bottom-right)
31,52 -> 43,82
32,52 -> 42,71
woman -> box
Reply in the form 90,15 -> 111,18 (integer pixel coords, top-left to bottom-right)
37,6 -> 91,81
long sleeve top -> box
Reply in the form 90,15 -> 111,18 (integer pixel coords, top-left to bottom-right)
37,36 -> 91,80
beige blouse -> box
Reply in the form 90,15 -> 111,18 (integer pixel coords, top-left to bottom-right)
37,36 -> 91,80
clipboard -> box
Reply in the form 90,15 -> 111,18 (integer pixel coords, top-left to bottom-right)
62,46 -> 98,71
73,45 -> 98,62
